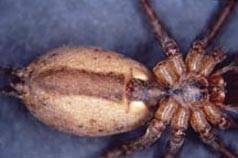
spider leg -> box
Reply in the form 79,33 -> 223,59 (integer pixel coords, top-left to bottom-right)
186,0 -> 236,72
217,103 -> 238,113
213,63 -> 238,76
186,47 -> 225,75
203,102 -> 237,129
153,55 -> 186,88
165,107 -> 190,158
185,41 -> 206,73
198,48 -> 226,76
201,0 -> 236,47
190,109 -> 236,158
140,0 -> 180,57
101,97 -> 178,158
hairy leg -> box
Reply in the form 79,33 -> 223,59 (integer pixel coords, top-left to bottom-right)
190,109 -> 236,158
140,0 -> 180,57
203,102 -> 236,129
165,107 -> 189,158
101,97 -> 178,158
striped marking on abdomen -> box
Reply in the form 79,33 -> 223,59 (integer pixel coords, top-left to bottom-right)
33,67 -> 126,102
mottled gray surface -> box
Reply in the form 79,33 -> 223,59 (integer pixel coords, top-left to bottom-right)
0,0 -> 237,158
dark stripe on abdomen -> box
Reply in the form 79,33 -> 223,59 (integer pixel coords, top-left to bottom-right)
34,67 -> 125,102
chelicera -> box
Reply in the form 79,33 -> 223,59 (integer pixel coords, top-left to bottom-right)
0,0 -> 237,158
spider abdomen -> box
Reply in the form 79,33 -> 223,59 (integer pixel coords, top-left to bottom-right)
13,47 -> 159,136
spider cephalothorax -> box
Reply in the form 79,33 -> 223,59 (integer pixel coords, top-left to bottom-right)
102,0 -> 238,157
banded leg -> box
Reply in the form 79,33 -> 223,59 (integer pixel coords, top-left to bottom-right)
140,0 -> 180,57
203,102 -> 236,129
165,107 -> 190,158
101,97 -> 178,158
190,110 -> 236,158
186,0 -> 236,72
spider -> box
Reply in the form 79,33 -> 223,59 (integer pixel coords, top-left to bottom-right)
0,1 -> 237,158
102,0 -> 238,157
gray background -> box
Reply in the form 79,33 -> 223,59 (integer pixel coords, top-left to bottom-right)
0,0 -> 237,158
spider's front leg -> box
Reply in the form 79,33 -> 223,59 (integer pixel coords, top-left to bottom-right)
190,109 -> 236,158
101,97 -> 178,158
140,0 -> 180,57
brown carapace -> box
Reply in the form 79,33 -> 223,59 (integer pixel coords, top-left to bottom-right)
0,0 -> 237,158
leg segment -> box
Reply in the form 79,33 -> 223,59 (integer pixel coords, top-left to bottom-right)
198,48 -> 225,76
203,102 -> 236,129
101,97 -> 178,158
201,0 -> 236,47
140,0 -> 180,57
185,41 -> 206,72
186,0 -> 236,72
101,119 -> 166,158
213,63 -> 238,76
190,109 -> 236,158
165,107 -> 190,158
153,55 -> 186,88
217,103 -> 238,113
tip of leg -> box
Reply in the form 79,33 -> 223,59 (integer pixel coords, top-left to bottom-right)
100,148 -> 125,158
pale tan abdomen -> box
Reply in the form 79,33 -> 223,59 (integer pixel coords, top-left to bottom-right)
18,47 -> 152,136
